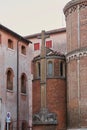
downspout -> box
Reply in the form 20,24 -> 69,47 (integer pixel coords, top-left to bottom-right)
17,39 -> 20,130
77,5 -> 81,128
0,98 -> 2,130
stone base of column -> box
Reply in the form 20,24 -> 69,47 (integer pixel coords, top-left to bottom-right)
33,108 -> 58,125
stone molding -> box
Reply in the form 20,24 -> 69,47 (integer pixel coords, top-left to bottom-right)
66,47 -> 87,63
64,0 -> 87,18
33,55 -> 65,62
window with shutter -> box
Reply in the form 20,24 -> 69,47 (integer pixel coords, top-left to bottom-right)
46,40 -> 52,48
34,43 -> 40,50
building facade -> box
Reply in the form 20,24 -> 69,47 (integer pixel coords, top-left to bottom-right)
0,25 -> 67,130
25,27 -> 66,58
0,24 -> 32,130
2,0 -> 87,129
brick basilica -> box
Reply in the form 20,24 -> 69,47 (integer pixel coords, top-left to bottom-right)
0,0 -> 87,130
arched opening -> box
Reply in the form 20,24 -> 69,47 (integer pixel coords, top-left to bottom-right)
48,61 -> 53,76
6,68 -> 14,90
21,121 -> 27,130
8,39 -> 13,49
37,62 -> 40,78
0,34 -> 2,44
21,45 -> 26,55
60,61 -> 65,77
21,73 -> 27,94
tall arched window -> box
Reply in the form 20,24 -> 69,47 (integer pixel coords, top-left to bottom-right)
21,73 -> 27,94
7,68 -> 14,90
48,61 -> 53,76
37,62 -> 40,78
60,61 -> 65,77
0,34 -> 2,44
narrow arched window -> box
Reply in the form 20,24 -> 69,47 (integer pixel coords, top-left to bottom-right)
60,61 -> 65,77
21,45 -> 26,55
60,61 -> 63,76
0,34 -> 2,44
7,69 -> 13,90
48,61 -> 53,76
37,62 -> 40,78
8,39 -> 13,49
21,74 -> 27,94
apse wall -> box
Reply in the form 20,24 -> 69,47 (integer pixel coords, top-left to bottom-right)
64,0 -> 87,129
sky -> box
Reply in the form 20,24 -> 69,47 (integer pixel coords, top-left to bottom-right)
0,0 -> 70,36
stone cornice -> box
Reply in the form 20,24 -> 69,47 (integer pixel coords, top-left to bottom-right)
64,0 -> 87,17
33,55 -> 65,62
66,47 -> 87,63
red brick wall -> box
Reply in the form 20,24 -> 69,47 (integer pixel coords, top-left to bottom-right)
80,57 -> 87,126
66,1 -> 87,51
32,78 -> 66,130
66,10 -> 78,53
47,78 -> 66,129
80,7 -> 87,47
70,10 -> 78,52
64,1 -> 87,128
66,57 -> 87,128
67,60 -> 79,128
32,125 -> 57,130
32,80 -> 41,114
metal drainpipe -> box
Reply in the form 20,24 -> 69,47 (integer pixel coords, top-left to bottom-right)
17,39 -> 20,130
77,5 -> 81,128
0,98 -> 2,130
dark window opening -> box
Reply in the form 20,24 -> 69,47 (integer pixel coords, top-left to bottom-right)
8,39 -> 13,49
60,62 -> 63,76
0,34 -> 2,44
38,62 -> 40,77
21,45 -> 26,55
60,61 -> 65,77
7,69 -> 13,90
22,122 -> 27,130
21,74 -> 26,94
